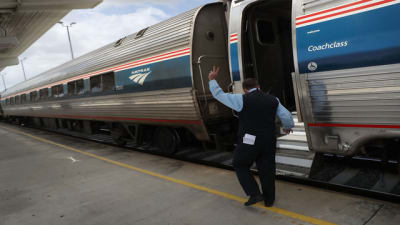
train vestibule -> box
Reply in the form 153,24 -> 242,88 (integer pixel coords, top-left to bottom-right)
240,0 -> 296,112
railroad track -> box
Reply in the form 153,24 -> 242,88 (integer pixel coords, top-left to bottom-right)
2,120 -> 400,204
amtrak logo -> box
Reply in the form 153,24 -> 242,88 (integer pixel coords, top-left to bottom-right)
308,62 -> 318,71
129,68 -> 151,85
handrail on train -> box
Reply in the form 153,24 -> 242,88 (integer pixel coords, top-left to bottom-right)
196,55 -> 227,116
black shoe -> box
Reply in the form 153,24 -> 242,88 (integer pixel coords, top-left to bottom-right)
244,194 -> 263,206
264,201 -> 274,207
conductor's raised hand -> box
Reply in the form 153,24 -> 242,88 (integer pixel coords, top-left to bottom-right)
208,66 -> 220,80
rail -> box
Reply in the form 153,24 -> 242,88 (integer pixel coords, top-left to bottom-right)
195,55 -> 227,116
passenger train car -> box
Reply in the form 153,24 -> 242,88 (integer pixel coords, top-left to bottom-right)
1,0 -> 399,158
227,0 -> 400,158
0,3 -> 233,153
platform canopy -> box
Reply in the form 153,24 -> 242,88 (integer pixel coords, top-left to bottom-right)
0,0 -> 103,72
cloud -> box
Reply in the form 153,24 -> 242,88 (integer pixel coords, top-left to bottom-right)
93,0 -> 184,14
100,0 -> 184,7
68,7 -> 169,57
108,0 -> 182,3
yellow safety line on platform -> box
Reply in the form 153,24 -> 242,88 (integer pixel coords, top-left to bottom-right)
1,125 -> 337,225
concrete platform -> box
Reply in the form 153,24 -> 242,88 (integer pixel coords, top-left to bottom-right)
0,123 -> 399,225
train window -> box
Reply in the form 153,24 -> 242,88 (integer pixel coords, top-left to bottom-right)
67,81 -> 76,95
256,20 -> 275,45
52,84 -> 64,98
15,95 -> 20,104
90,73 -> 115,93
135,27 -> 148,39
60,85 -> 65,97
76,79 -> 84,94
102,72 -> 115,91
90,75 -> 102,92
39,88 -> 49,100
30,91 -> 38,102
59,85 -> 65,97
10,97 -> 14,105
51,86 -> 57,97
68,79 -> 85,95
21,94 -> 27,104
6,98 -> 10,105
51,86 -> 58,97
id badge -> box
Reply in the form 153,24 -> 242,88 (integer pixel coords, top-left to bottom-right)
243,134 -> 256,145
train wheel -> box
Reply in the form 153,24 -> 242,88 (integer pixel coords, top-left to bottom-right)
154,127 -> 179,155
111,127 -> 127,146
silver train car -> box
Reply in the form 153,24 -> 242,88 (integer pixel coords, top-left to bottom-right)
1,0 -> 400,158
0,3 -> 234,152
226,0 -> 400,157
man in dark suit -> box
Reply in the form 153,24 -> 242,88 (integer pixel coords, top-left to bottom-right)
208,66 -> 294,207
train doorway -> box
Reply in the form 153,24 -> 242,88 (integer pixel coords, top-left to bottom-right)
241,0 -> 296,111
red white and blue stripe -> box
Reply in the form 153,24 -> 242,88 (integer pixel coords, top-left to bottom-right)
230,33 -> 238,44
229,33 -> 240,81
296,0 -> 399,28
7,48 -> 191,98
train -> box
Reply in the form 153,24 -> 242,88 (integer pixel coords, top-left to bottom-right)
1,0 -> 399,160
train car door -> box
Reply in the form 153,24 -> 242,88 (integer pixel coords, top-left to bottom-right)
192,3 -> 233,120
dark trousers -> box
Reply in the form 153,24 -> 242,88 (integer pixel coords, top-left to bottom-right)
232,137 -> 276,204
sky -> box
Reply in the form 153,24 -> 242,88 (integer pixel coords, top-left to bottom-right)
0,0 -> 217,92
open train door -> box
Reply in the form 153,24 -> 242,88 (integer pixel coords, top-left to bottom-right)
192,3 -> 233,121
